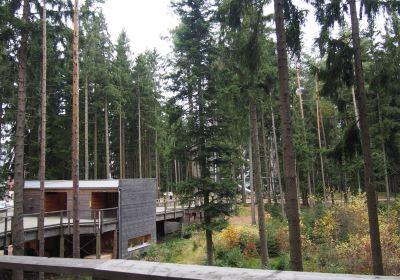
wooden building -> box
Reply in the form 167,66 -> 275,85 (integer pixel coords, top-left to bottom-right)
20,179 -> 156,259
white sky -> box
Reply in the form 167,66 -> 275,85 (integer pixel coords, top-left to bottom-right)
101,0 -> 383,61
102,0 -> 179,56
101,0 -> 324,59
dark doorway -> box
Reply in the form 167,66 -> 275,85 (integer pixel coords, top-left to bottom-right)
91,192 -> 118,209
45,192 -> 67,212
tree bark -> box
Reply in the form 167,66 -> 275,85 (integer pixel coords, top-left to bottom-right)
105,95 -> 110,179
377,92 -> 390,208
250,99 -> 269,268
0,99 -> 2,173
84,75 -> 89,180
72,0 -> 80,259
204,192 -> 213,265
348,0 -> 384,274
271,109 -> 285,217
122,118 -> 126,178
155,130 -> 159,195
296,66 -> 312,204
38,0 -> 47,261
273,0 -> 303,270
315,78 -> 327,200
249,136 -> 256,226
261,112 -> 272,208
240,145 -> 247,204
174,157 -> 178,184
138,87 -> 142,178
94,111 -> 98,179
119,109 -> 123,179
12,0 -> 29,260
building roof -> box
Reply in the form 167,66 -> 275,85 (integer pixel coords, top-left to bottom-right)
24,180 -> 119,189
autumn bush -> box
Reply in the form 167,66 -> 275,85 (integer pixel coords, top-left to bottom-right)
136,195 -> 400,275
305,194 -> 400,275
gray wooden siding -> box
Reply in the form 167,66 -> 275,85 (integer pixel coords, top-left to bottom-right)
118,179 -> 156,259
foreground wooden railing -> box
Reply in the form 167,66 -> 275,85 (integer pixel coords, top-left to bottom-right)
0,256 -> 398,280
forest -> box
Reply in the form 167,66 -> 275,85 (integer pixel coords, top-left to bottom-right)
1,0 -> 400,276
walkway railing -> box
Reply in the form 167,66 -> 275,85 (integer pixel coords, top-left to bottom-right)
0,207 -> 118,254
0,256 -> 397,280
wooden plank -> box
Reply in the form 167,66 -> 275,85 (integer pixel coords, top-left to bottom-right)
0,256 -> 398,280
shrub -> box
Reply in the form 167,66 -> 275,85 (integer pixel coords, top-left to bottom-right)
268,204 -> 284,220
182,224 -> 198,239
335,234 -> 371,274
269,252 -> 290,270
220,225 -> 240,248
334,194 -> 369,240
215,247 -> 245,267
301,203 -> 326,239
267,232 -> 279,257
313,210 -> 338,245
237,226 -> 260,254
274,224 -> 289,252
143,239 -> 185,263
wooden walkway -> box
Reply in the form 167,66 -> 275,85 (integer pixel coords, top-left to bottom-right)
0,202 -> 190,244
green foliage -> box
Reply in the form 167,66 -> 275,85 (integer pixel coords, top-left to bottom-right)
182,224 -> 198,239
269,252 -> 290,270
142,239 -> 186,263
215,247 -> 245,267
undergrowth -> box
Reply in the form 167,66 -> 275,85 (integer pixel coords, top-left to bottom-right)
134,194 -> 400,275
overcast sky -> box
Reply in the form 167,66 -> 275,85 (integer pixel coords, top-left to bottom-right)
102,0 -> 179,56
101,0 -> 382,61
101,0 -> 322,58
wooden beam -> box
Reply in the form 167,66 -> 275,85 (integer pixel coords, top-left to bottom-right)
0,256 -> 397,280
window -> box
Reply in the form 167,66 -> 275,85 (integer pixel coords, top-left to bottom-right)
127,234 -> 151,251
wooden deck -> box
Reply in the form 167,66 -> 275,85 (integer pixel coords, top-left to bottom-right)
0,203 -> 190,244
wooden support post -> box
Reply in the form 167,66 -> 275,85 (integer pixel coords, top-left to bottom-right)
173,200 -> 176,219
59,211 -> 64,258
93,210 -> 97,233
67,211 -> 71,235
3,215 -> 8,255
59,236 -> 64,258
188,203 -> 191,223
112,230 -> 118,259
100,210 -> 103,234
96,232 -> 101,259
164,200 -> 167,220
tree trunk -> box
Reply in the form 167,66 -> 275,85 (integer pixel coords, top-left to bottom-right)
94,111 -> 98,179
105,95 -> 110,179
38,0 -> 47,262
155,130 -> 159,194
138,88 -> 142,178
148,136 -> 152,178
249,136 -> 256,226
273,0 -> 303,270
315,78 -> 327,200
122,118 -> 126,178
0,99 -> 2,174
250,99 -> 269,268
296,66 -> 312,204
271,109 -> 285,217
261,112 -> 272,209
240,145 -> 247,204
204,192 -> 213,265
119,109 -> 123,179
84,75 -> 89,180
377,92 -> 390,208
348,0 -> 384,274
12,0 -> 29,261
72,0 -> 80,259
